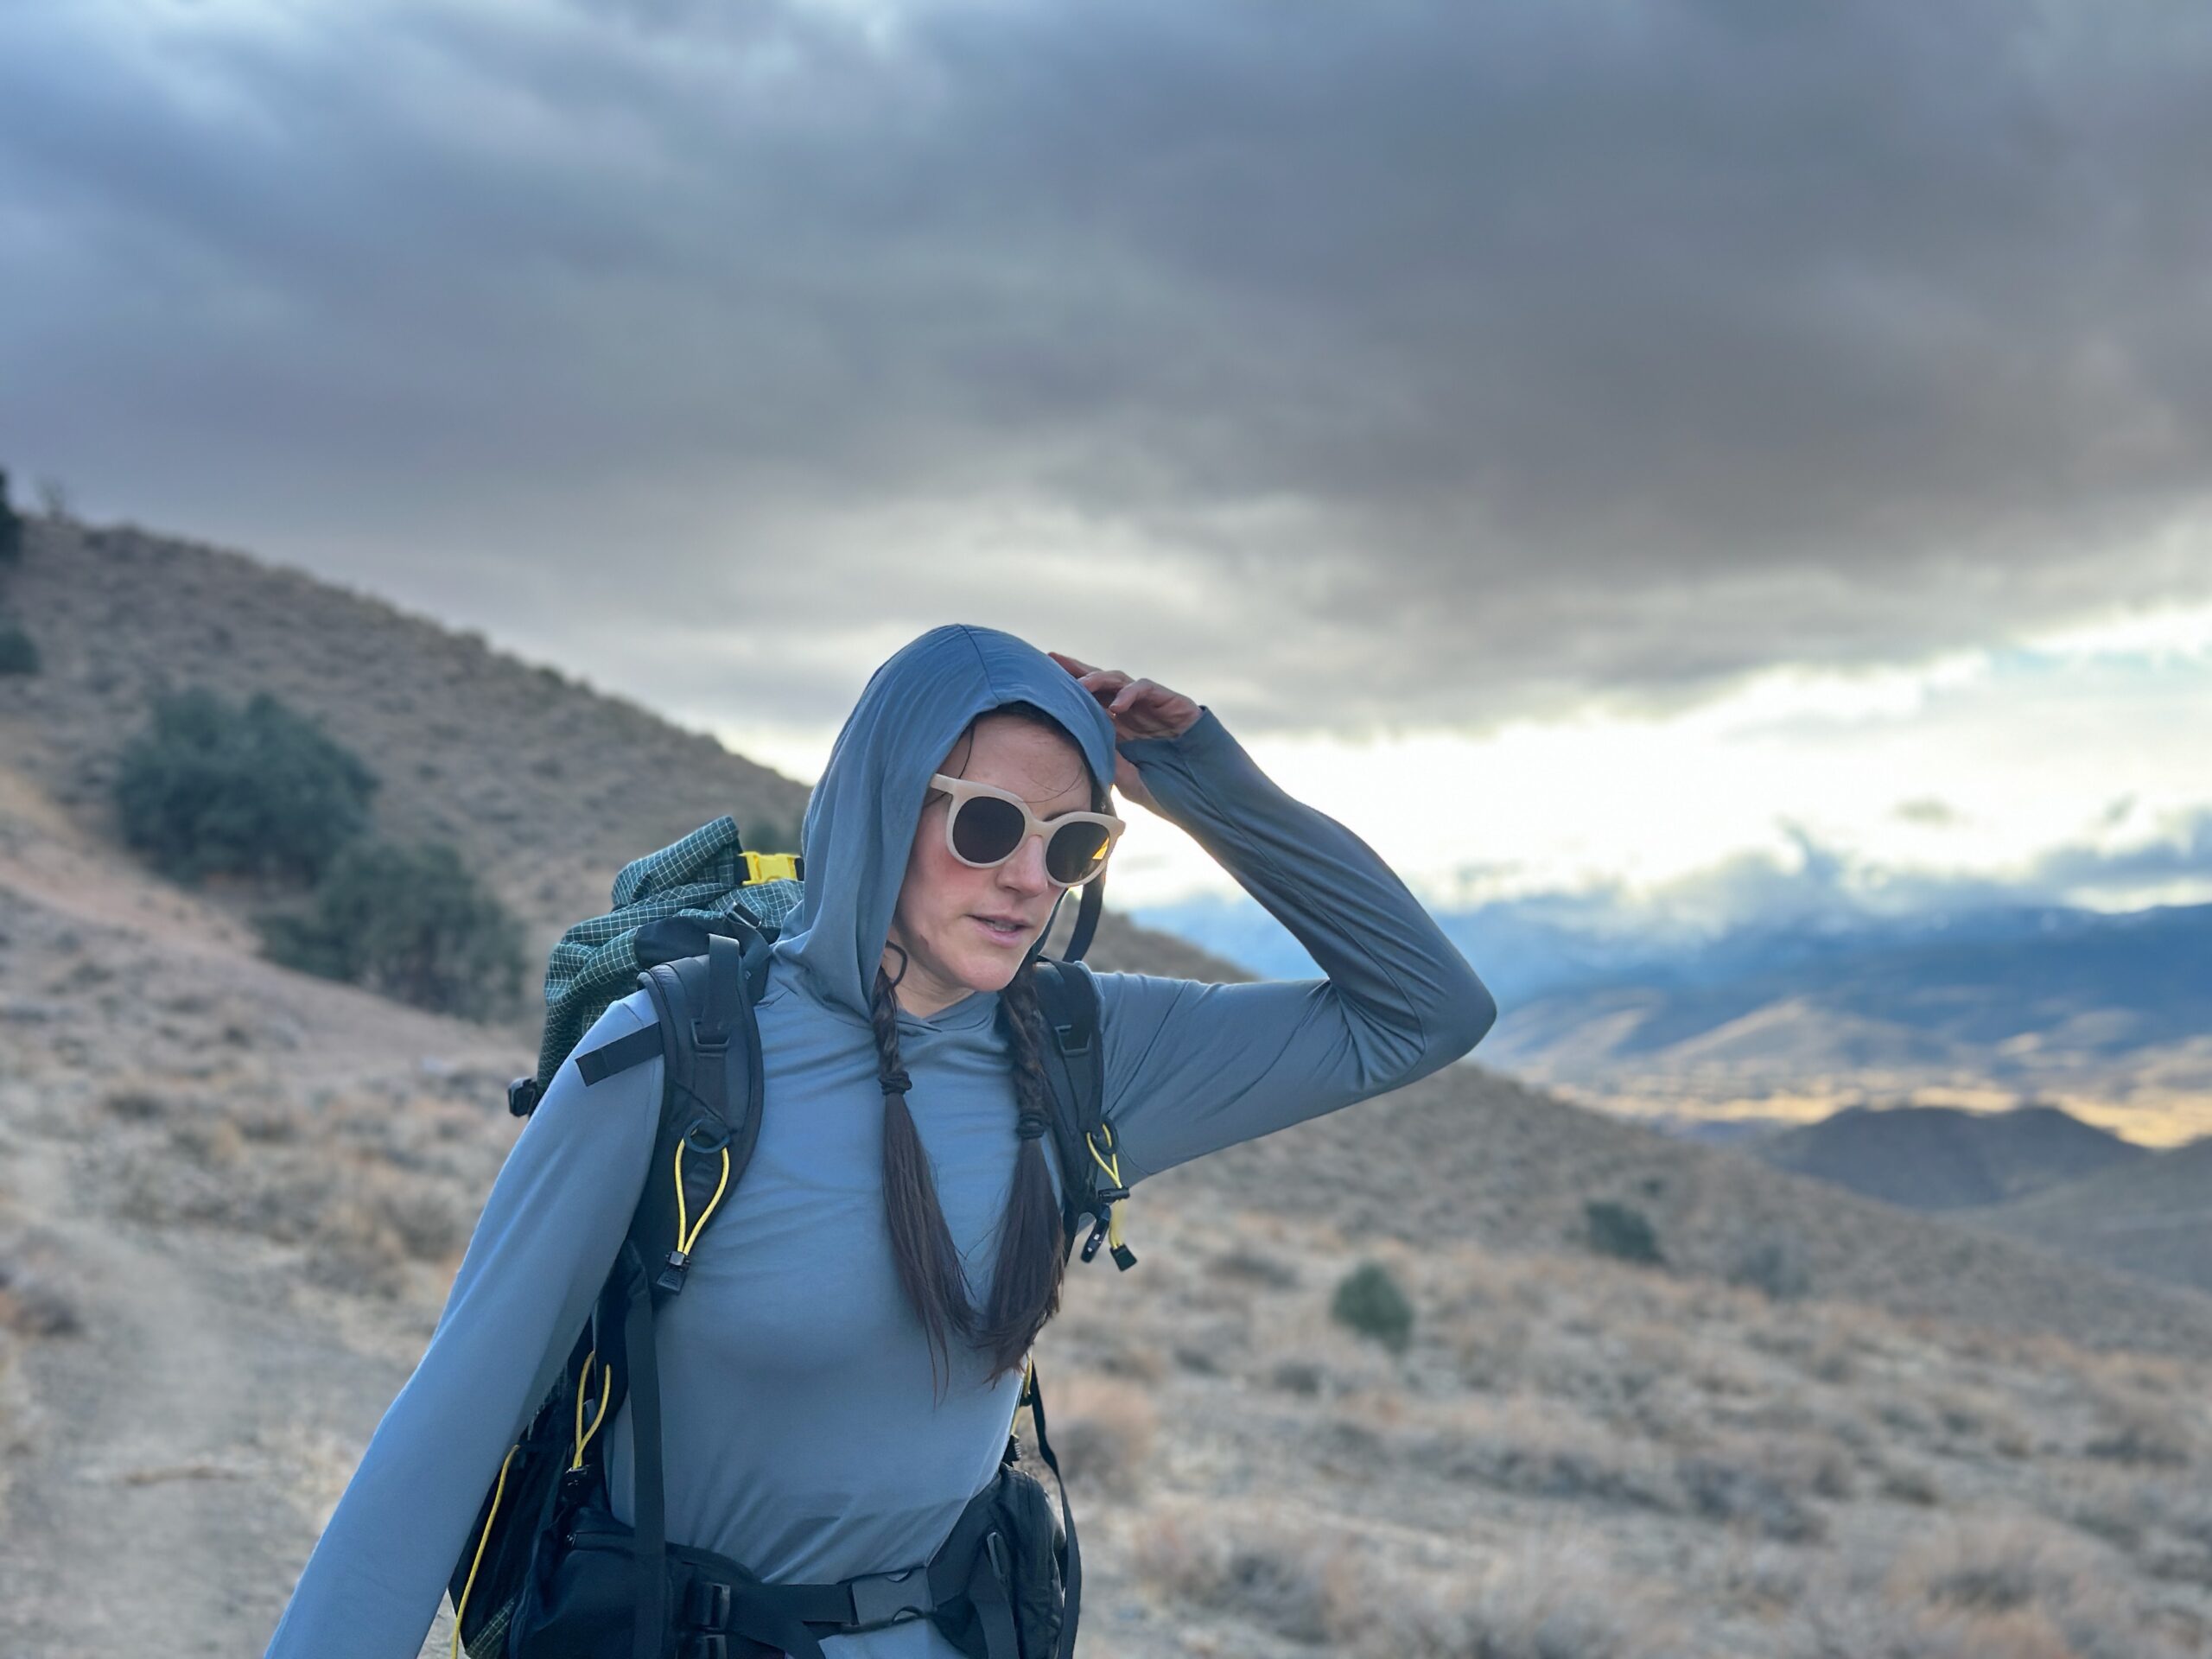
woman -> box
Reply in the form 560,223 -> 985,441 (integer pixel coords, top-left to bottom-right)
263,623 -> 1496,1659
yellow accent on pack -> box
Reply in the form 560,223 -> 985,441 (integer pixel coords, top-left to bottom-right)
1085,1125 -> 1131,1258
572,1351 -> 612,1471
742,850 -> 801,885
675,1140 -> 734,1258
452,1445 -> 519,1658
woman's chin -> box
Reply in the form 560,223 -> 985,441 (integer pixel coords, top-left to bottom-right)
951,952 -> 1027,995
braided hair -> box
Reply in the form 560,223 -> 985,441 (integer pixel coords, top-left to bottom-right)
868,705 -> 1096,1397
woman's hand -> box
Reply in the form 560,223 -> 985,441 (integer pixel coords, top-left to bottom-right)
1048,651 -> 1202,814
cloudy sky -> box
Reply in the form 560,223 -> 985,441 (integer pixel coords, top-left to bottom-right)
5,0 -> 2210,919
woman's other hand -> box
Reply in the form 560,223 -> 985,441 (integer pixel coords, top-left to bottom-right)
1048,651 -> 1202,814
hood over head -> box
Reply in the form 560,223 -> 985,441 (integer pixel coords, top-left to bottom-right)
775,625 -> 1119,1023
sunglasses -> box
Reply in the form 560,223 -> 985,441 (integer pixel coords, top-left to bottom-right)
927,773 -> 1125,886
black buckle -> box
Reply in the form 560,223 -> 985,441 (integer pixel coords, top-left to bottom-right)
848,1565 -> 933,1630
1051,1020 -> 1091,1058
657,1247 -> 692,1294
684,1580 -> 733,1629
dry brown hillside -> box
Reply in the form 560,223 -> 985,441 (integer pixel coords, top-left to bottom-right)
0,515 -> 1243,1011
6,510 -> 2212,1657
1968,1141 -> 2212,1300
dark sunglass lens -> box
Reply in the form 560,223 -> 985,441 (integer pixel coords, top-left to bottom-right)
950,794 -> 1026,864
1046,822 -> 1111,884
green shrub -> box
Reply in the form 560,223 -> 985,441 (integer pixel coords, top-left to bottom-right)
1727,1230 -> 1811,1300
1585,1199 -> 1663,1264
0,468 -> 21,563
114,688 -> 378,883
1331,1261 -> 1414,1353
0,624 -> 36,676
257,839 -> 525,1022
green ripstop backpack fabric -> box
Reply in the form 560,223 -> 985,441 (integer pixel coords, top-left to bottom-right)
531,812 -> 804,1089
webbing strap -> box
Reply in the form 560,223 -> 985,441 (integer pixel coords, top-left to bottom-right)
1027,1362 -> 1082,1659
575,1024 -> 663,1085
966,1541 -> 1021,1659
711,1583 -> 830,1659
695,932 -> 744,1050
1028,963 -> 1104,1252
620,1244 -> 669,1659
1065,871 -> 1104,963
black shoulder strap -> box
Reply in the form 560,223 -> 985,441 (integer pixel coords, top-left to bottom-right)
630,931 -> 766,1300
1027,958 -> 1107,1255
577,930 -> 768,1659
1064,870 -> 1104,963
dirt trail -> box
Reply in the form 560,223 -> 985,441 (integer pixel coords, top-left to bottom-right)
0,1123 -> 438,1659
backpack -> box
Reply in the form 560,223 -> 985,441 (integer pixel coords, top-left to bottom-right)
446,817 -> 1134,1659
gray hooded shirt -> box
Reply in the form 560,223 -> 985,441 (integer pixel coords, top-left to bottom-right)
263,624 -> 1496,1659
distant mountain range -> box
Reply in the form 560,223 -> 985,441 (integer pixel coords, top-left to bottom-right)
1137,891 -> 2212,1140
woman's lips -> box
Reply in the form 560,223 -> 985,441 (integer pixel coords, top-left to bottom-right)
972,915 -> 1028,946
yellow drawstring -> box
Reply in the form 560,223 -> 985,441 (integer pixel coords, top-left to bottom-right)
673,1139 -> 733,1261
571,1351 -> 611,1470
1084,1125 -> 1129,1257
451,1445 -> 518,1658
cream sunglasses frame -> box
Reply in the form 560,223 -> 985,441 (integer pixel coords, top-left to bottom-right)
926,772 -> 1125,886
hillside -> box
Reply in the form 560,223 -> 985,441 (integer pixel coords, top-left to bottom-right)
7,510 -> 2212,1656
1969,1140 -> 2212,1300
1748,1103 -> 2149,1211
1160,1071 -> 2212,1362
0,515 -> 1245,1016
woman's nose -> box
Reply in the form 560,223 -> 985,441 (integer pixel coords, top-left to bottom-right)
1000,832 -> 1056,893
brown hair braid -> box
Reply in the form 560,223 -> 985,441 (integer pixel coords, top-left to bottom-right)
872,956 -> 977,1401
868,956 -> 1072,1395
976,962 -> 1070,1372
870,702 -> 1098,1394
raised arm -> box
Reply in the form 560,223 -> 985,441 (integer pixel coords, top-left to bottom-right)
262,994 -> 663,1659
1084,704 -> 1496,1185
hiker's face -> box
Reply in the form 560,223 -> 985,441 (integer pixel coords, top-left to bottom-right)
888,714 -> 1093,1008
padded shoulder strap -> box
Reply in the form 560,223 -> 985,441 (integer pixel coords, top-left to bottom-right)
630,931 -> 766,1303
1027,958 -> 1106,1251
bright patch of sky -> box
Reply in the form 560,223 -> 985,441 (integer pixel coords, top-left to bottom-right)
713,596 -> 2212,916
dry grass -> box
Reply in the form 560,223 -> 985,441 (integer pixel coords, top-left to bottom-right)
1798,1510 -> 2204,1659
1034,1375 -> 1158,1501
1135,1510 -> 1689,1659
103,1073 -> 498,1300
1062,1209 -> 2212,1656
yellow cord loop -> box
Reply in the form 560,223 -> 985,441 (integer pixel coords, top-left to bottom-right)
451,1444 -> 518,1658
671,1139 -> 733,1259
571,1351 -> 612,1471
1084,1124 -> 1135,1264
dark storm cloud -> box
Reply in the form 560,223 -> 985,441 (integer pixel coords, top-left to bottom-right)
4,0 -> 2212,731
